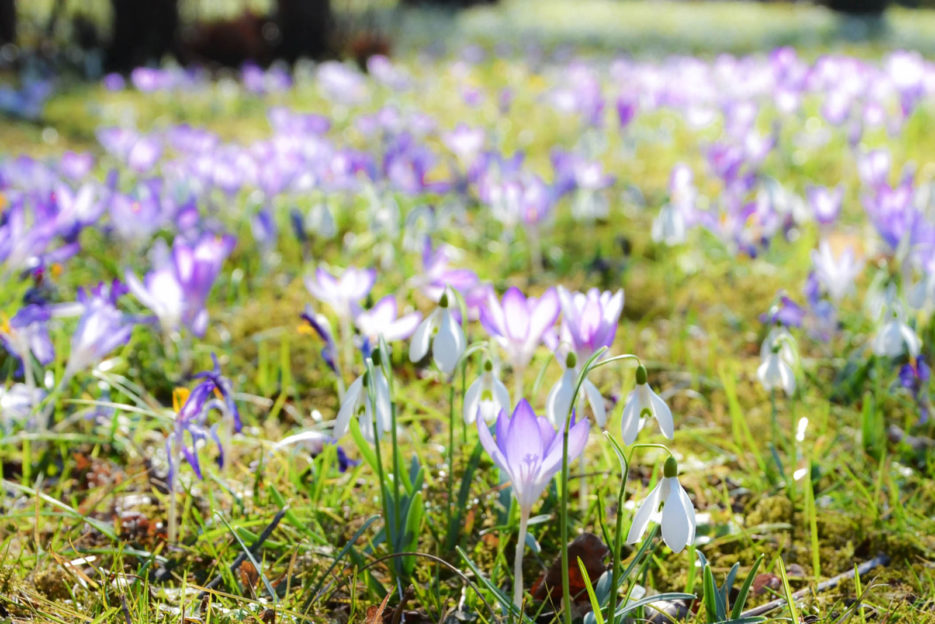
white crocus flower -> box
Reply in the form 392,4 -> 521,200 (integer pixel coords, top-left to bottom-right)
873,310 -> 922,359
627,457 -> 696,553
463,361 -> 511,424
334,364 -> 391,442
545,352 -> 606,428
409,289 -> 466,375
620,365 -> 674,444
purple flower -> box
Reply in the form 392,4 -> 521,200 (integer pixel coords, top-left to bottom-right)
354,295 -> 421,350
477,399 -> 589,512
899,358 -> 931,423
760,295 -> 806,328
616,93 -> 638,128
301,307 -> 338,374
807,185 -> 844,225
1,304 -> 54,368
126,234 -> 235,336
193,353 -> 241,433
305,266 -> 376,319
59,151 -> 95,180
551,286 -> 624,362
480,286 -> 559,374
64,282 -> 135,380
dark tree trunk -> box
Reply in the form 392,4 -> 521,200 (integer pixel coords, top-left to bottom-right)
827,0 -> 888,14
0,0 -> 15,46
106,0 -> 180,71
275,0 -> 332,62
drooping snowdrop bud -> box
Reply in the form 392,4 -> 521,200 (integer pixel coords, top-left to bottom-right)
873,309 -> 922,359
464,360 -> 511,424
620,365 -> 675,444
627,456 -> 696,553
409,289 -> 466,376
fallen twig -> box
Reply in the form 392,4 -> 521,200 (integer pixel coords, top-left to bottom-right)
740,553 -> 890,618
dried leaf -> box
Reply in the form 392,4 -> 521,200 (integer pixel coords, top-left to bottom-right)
532,532 -> 609,606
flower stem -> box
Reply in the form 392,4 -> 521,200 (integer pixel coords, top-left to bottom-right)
513,506 -> 530,608
168,484 -> 178,545
607,452 -> 630,624
559,412 -> 572,624
447,382 -> 455,532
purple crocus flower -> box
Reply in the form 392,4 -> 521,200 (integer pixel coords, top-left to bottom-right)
899,357 -> 931,423
551,286 -> 624,362
1,305 -> 53,365
759,295 -> 806,328
480,286 -> 559,375
59,151 -> 95,180
354,295 -> 421,353
616,93 -> 638,128
806,185 -> 844,225
301,307 -> 338,374
477,399 -> 589,606
305,265 -> 376,319
126,234 -> 236,336
63,282 -> 135,381
193,353 -> 241,433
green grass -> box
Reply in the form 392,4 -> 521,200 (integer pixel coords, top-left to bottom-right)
2,2 -> 935,622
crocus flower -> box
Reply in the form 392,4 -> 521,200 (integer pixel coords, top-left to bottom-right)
620,365 -> 674,444
463,360 -> 511,424
193,353 -> 241,433
806,185 -> 844,225
126,234 -> 235,336
899,357 -> 931,423
811,240 -> 863,302
1,305 -> 54,369
300,307 -> 338,374
873,310 -> 922,359
409,288 -> 465,376
477,399 -> 590,606
354,295 -> 421,354
63,282 -> 135,381
0,383 -> 45,429
480,286 -> 559,379
627,456 -> 696,553
305,265 -> 376,319
553,286 -> 624,362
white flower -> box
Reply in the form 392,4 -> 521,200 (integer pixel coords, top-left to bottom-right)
545,352 -> 606,428
873,312 -> 922,359
334,367 -> 391,442
463,362 -> 511,424
620,365 -> 674,444
811,240 -> 863,302
651,202 -> 687,246
757,329 -> 797,395
409,289 -> 466,375
0,383 -> 45,426
627,457 -> 696,553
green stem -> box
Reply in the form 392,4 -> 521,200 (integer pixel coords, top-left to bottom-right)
607,453 -> 630,624
447,383 -> 455,533
513,506 -> 530,608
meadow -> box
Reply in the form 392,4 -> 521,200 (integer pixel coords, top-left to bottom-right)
1,2 -> 935,622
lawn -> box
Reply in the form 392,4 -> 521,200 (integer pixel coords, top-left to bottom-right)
1,1 -> 934,622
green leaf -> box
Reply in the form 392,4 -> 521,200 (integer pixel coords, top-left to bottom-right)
349,418 -> 379,472
731,555 -> 764,620
703,564 -> 720,622
577,557 -> 605,624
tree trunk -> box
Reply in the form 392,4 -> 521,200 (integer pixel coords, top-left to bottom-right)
275,0 -> 332,62
0,0 -> 15,45
107,0 -> 180,71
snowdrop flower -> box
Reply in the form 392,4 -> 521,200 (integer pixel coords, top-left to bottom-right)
305,265 -> 376,319
757,330 -> 797,396
811,240 -> 863,302
873,309 -> 922,359
620,365 -> 674,444
334,352 -> 392,442
463,360 -> 511,424
477,399 -> 590,606
627,456 -> 696,553
545,351 -> 606,427
652,202 -> 687,246
0,383 -> 45,428
409,289 -> 465,376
